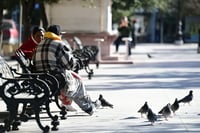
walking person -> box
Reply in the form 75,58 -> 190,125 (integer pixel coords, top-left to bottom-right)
131,19 -> 137,48
32,25 -> 95,115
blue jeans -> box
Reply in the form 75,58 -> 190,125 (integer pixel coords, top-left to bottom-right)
114,36 -> 132,55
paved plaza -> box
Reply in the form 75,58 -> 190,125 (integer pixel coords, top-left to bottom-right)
1,43 -> 200,132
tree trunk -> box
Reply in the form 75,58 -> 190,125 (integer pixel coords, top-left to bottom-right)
39,2 -> 48,30
21,0 -> 35,41
0,0 -> 4,53
0,0 -> 3,27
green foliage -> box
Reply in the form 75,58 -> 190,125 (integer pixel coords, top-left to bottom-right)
112,0 -> 200,24
112,0 -> 135,23
112,0 -> 172,23
112,0 -> 135,10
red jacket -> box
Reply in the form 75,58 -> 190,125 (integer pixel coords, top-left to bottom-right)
18,35 -> 38,60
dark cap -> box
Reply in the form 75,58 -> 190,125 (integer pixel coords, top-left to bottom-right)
32,26 -> 45,35
47,25 -> 65,35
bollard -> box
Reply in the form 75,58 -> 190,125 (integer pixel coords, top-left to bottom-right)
122,37 -> 132,59
94,38 -> 104,62
175,21 -> 183,45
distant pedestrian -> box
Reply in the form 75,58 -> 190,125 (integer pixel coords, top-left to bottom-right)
131,19 -> 136,48
113,16 -> 132,55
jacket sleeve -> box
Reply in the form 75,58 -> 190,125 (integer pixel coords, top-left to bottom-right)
58,42 -> 82,71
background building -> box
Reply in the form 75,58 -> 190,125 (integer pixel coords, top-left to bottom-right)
45,0 -> 112,33
45,0 -> 115,60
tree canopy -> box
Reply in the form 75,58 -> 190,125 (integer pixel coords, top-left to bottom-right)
112,0 -> 200,23
0,0 -> 60,42
112,0 -> 172,23
1,0 -> 200,44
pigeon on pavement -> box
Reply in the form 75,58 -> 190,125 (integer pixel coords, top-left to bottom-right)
158,103 -> 171,120
99,94 -> 113,108
178,90 -> 193,105
147,53 -> 152,58
138,101 -> 149,117
170,98 -> 179,115
92,99 -> 101,109
147,108 -> 157,125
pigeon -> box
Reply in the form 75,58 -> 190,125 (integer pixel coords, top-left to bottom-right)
170,98 -> 179,115
138,101 -> 149,117
158,103 -> 171,120
92,99 -> 101,109
98,94 -> 113,108
178,90 -> 193,105
147,53 -> 152,58
147,108 -> 157,125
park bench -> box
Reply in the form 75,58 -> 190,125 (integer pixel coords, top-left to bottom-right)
0,56 -> 12,133
14,50 -> 67,119
72,36 -> 99,79
0,55 -> 67,132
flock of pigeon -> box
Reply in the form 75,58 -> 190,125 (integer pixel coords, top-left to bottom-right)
138,90 -> 193,125
92,90 -> 193,126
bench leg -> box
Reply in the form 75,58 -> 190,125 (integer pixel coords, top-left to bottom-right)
85,65 -> 93,80
19,103 -> 32,122
6,103 -> 21,131
54,95 -> 67,119
0,125 -> 6,133
34,106 -> 50,133
44,101 -> 60,131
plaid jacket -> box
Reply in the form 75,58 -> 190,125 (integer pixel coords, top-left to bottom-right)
33,32 -> 79,73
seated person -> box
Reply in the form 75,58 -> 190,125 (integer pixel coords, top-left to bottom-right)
32,25 -> 94,115
14,26 -> 45,72
16,26 -> 45,60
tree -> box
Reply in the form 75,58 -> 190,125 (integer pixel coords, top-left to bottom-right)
112,0 -> 135,23
112,0 -> 200,21
111,0 -> 173,24
21,0 -> 60,40
0,0 -> 60,42
0,0 -> 4,53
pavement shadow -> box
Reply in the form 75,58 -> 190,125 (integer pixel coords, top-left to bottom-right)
86,60 -> 200,91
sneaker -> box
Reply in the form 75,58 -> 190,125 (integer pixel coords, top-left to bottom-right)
62,104 -> 77,112
85,104 -> 95,116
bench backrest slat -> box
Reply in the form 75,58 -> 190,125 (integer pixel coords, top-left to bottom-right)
0,56 -> 14,85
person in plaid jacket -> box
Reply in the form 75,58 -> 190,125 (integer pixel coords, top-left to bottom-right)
33,25 -> 94,115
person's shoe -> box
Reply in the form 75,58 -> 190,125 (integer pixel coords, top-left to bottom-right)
85,104 -> 95,116
62,104 -> 77,112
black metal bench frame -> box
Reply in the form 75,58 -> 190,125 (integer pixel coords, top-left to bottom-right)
15,49 -> 68,119
72,36 -> 99,79
0,56 -> 67,132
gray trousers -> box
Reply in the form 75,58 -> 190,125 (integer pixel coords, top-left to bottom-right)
64,70 -> 93,111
